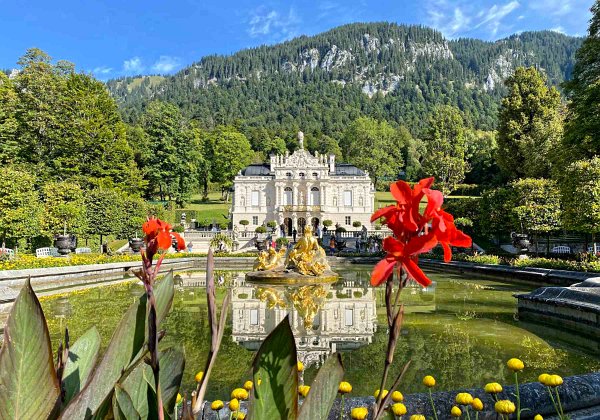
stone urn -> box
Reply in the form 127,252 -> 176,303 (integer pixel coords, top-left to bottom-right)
54,234 -> 72,255
129,238 -> 144,253
511,233 -> 530,255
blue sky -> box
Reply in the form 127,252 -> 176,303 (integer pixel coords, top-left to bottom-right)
0,0 -> 593,79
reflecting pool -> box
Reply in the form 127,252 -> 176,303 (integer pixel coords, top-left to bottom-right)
41,266 -> 600,399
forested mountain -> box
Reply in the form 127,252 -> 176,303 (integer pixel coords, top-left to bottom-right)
107,22 -> 581,138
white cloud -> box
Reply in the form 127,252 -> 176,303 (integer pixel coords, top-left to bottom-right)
529,0 -> 573,16
551,26 -> 567,34
152,56 -> 181,73
426,0 -> 520,39
92,66 -> 112,75
248,6 -> 300,41
123,57 -> 144,73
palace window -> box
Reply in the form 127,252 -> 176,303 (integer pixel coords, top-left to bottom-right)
299,172 -> 305,178
250,309 -> 259,325
359,196 -> 364,206
251,190 -> 259,206
310,187 -> 320,205
343,190 -> 352,207
345,308 -> 354,326
286,172 -> 292,178
252,216 -> 259,225
312,172 -> 318,179
283,187 -> 293,205
345,216 -> 351,225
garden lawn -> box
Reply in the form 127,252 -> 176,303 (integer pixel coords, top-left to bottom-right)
177,192 -> 230,225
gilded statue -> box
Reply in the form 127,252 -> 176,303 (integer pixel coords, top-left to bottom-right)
286,285 -> 327,329
285,225 -> 330,276
256,287 -> 286,309
253,247 -> 286,271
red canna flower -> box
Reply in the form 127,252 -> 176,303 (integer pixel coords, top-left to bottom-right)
370,178 -> 471,287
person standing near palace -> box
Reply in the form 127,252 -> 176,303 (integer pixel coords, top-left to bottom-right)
292,228 -> 297,243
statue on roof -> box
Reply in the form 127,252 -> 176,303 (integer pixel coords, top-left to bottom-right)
298,131 -> 304,149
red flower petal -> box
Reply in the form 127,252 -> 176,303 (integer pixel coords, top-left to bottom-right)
382,236 -> 405,256
157,231 -> 172,250
390,181 -> 413,205
172,232 -> 186,251
403,258 -> 432,287
143,218 -> 159,235
423,188 -> 444,218
371,205 -> 397,223
450,230 -> 472,248
442,242 -> 452,262
371,258 -> 396,286
404,232 -> 438,256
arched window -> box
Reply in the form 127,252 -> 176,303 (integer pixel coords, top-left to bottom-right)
359,196 -> 364,206
283,187 -> 293,205
310,187 -> 320,205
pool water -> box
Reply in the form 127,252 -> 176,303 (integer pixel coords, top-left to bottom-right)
41,267 -> 600,400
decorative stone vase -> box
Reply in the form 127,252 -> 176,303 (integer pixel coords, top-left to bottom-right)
129,238 -> 144,252
54,234 -> 72,255
511,233 -> 530,255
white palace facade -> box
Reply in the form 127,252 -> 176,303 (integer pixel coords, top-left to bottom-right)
231,132 -> 375,235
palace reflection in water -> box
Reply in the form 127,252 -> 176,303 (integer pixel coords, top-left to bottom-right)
230,274 -> 377,369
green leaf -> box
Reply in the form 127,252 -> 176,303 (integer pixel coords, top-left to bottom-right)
62,326 -> 101,406
61,274 -> 174,419
248,315 -> 298,420
113,385 -> 141,420
0,279 -> 60,419
298,354 -> 344,420
159,347 -> 185,415
120,362 -> 153,419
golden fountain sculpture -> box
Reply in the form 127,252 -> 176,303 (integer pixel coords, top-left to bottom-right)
247,225 -> 338,285
254,285 -> 328,329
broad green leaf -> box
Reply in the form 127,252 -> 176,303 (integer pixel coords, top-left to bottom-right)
119,347 -> 185,420
159,347 -> 185,415
298,354 -> 344,420
248,316 -> 298,420
61,274 -> 174,419
62,326 -> 101,406
120,361 -> 153,419
0,279 -> 60,419
113,385 -> 141,420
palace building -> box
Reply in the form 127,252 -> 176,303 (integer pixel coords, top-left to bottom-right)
231,132 -> 374,235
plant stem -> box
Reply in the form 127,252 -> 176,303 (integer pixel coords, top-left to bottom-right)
465,407 -> 471,420
514,372 -> 521,420
340,395 -> 345,420
555,388 -> 565,418
428,388 -> 438,420
546,386 -> 560,415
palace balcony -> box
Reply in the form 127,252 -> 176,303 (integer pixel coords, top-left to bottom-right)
278,205 -> 322,212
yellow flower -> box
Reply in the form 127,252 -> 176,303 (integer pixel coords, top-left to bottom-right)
232,413 -> 245,420
410,416 -> 426,420
450,406 -> 462,417
297,361 -> 304,372
391,403 -> 407,416
339,381 -> 353,394
546,374 -> 563,387
176,393 -> 183,405
257,378 -> 262,386
471,398 -> 483,411
538,373 -> 550,385
423,375 -> 436,388
350,407 -> 369,420
391,390 -> 404,402
211,400 -> 224,411
534,415 -> 544,420
229,398 -> 239,411
195,371 -> 204,383
495,400 -> 516,414
231,388 -> 249,400
373,389 -> 389,399
455,392 -> 473,405
298,385 -> 311,398
484,382 -> 503,394
243,380 -> 253,391
507,358 -> 524,372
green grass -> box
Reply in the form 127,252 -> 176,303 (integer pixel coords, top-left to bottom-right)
179,192 -> 230,224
